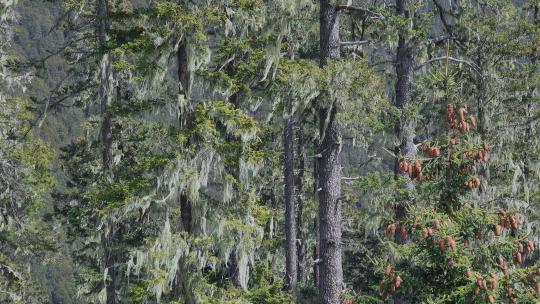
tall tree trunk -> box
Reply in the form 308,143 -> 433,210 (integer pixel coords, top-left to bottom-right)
313,216 -> 319,288
394,0 -> 415,248
96,1 -> 116,303
172,38 -> 194,300
295,119 -> 306,283
524,102 -> 533,198
393,4 -> 414,303
318,1 -> 343,302
312,112 -> 319,288
180,194 -> 192,233
177,39 -> 192,233
283,95 -> 297,290
101,220 -> 116,304
524,4 -> 538,200
394,0 -> 415,189
98,0 -> 113,169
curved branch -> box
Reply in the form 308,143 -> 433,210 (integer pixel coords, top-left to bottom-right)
416,56 -> 482,76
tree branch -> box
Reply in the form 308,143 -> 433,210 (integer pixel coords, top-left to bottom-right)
217,54 -> 236,71
340,40 -> 370,46
416,56 -> 482,76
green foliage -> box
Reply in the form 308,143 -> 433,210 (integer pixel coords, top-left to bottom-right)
4,0 -> 540,303
375,101 -> 540,303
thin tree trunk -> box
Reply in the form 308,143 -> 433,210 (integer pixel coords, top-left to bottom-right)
172,38 -> 195,300
318,1 -> 343,302
180,194 -> 192,233
393,3 -> 414,303
283,95 -> 297,290
295,119 -> 306,283
101,220 -> 116,304
96,1 -> 116,303
312,112 -> 319,288
98,0 -> 113,169
524,101 -> 533,203
178,39 -> 190,113
313,217 -> 319,288
394,0 -> 415,190
524,5 -> 538,199
84,101 -> 92,140
394,0 -> 415,250
177,39 -> 193,233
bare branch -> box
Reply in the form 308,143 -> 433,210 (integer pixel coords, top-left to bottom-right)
217,54 -> 236,71
416,56 -> 482,76
340,40 -> 370,47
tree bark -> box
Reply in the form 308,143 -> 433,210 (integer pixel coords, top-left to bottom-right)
524,102 -> 532,189
101,220 -> 116,304
97,0 -> 113,169
524,5 -> 538,198
178,39 -> 190,115
318,1 -> 343,302
394,0 -> 416,190
317,105 -> 343,304
313,216 -> 319,288
177,39 -> 193,233
180,193 -> 192,233
283,95 -> 297,290
312,111 -> 319,288
394,0 -> 415,250
295,119 -> 306,283
96,1 -> 116,303
320,1 -> 341,66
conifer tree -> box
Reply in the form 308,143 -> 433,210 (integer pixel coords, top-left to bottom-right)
318,1 -> 344,302
381,82 -> 540,302
0,0 -> 56,302
6,0 -> 540,303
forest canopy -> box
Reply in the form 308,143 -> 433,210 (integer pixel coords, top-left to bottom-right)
0,0 -> 539,303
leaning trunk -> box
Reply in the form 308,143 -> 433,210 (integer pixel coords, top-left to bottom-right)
318,1 -> 343,303
283,95 -> 297,290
